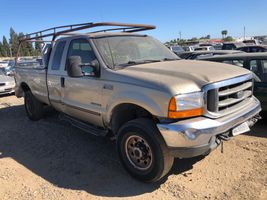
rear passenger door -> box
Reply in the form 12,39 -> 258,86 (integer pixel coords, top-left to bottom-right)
47,40 -> 67,112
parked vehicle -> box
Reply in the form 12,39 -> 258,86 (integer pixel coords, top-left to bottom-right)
0,61 -> 9,68
199,52 -> 267,111
169,45 -> 185,55
236,45 -> 267,53
194,46 -> 215,51
179,50 -> 242,60
15,22 -> 261,182
243,39 -> 260,45
0,70 -> 15,95
182,46 -> 194,52
222,42 -> 246,50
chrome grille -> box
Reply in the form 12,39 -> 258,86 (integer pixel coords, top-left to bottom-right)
205,74 -> 254,118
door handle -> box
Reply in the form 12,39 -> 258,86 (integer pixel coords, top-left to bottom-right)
61,77 -> 65,88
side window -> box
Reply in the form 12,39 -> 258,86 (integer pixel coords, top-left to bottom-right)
51,41 -> 66,70
232,60 -> 244,67
67,39 -> 96,64
260,60 -> 267,82
249,60 -> 263,81
249,60 -> 259,73
223,60 -> 234,65
223,60 -> 244,67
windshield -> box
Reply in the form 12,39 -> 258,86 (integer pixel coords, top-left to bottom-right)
171,46 -> 183,52
94,35 -> 179,68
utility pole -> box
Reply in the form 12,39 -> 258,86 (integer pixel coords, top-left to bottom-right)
243,26 -> 246,40
179,31 -> 182,41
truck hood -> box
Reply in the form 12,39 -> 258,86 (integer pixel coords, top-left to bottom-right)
115,60 -> 251,94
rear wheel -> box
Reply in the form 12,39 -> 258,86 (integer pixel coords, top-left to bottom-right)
24,90 -> 44,121
117,118 -> 174,182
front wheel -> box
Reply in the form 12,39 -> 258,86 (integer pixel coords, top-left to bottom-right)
24,90 -> 44,121
117,118 -> 174,182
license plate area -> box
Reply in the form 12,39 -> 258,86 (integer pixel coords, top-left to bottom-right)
232,122 -> 250,136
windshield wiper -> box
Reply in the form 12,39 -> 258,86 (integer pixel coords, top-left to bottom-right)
117,59 -> 162,67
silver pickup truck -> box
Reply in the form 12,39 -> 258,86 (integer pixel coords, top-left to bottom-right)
15,22 -> 261,182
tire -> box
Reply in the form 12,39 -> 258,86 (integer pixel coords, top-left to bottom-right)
24,90 -> 44,121
117,118 -> 174,182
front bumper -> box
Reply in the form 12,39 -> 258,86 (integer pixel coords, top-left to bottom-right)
157,96 -> 261,158
0,86 -> 15,95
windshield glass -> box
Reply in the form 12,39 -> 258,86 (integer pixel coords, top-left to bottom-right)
94,36 -> 179,68
171,46 -> 183,51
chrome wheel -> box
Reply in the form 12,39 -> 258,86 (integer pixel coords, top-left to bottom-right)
125,135 -> 153,170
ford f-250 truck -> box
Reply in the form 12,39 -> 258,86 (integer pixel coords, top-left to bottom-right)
15,22 -> 261,182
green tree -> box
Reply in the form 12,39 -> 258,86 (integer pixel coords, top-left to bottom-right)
34,33 -> 43,56
223,36 -> 234,42
0,42 -> 4,57
10,27 -> 19,57
221,30 -> 228,38
2,36 -> 10,57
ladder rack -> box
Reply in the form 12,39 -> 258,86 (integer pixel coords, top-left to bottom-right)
19,22 -> 156,42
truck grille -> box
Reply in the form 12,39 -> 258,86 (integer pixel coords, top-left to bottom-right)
206,75 -> 253,117
0,83 -> 6,86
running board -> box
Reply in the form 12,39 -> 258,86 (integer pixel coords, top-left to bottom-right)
59,114 -> 108,137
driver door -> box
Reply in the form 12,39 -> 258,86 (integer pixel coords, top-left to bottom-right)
61,38 -> 103,127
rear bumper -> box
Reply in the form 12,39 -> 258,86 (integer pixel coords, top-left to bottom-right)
157,96 -> 261,158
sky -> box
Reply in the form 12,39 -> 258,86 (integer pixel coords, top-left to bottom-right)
1,0 -> 267,42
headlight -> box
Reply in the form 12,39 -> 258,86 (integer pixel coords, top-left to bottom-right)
168,92 -> 204,119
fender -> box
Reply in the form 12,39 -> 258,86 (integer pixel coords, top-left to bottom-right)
105,90 -> 169,124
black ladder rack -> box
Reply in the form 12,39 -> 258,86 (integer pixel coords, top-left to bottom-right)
19,22 -> 156,42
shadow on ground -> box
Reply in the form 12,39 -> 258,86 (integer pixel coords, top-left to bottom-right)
0,105 -> 202,198
244,111 -> 267,139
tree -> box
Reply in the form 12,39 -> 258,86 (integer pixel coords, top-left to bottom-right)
223,36 -> 234,42
2,36 -> 10,57
9,27 -> 19,57
34,33 -> 43,56
0,42 -> 4,57
221,30 -> 228,38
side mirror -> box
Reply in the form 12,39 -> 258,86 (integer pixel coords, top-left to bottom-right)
66,56 -> 83,77
80,59 -> 100,76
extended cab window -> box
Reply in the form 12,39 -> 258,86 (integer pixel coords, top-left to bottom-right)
67,39 -> 96,64
51,41 -> 66,70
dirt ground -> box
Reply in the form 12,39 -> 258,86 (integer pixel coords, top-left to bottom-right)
0,95 -> 266,200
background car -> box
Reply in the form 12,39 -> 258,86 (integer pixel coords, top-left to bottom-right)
0,69 -> 15,95
222,42 -> 246,50
194,46 -> 215,51
169,45 -> 185,55
199,52 -> 267,112
236,45 -> 267,53
0,61 -> 9,68
180,50 -> 242,60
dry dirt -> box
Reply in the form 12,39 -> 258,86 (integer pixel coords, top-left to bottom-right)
0,95 -> 266,200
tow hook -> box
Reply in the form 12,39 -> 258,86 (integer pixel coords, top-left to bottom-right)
217,133 -> 231,153
247,115 -> 261,127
